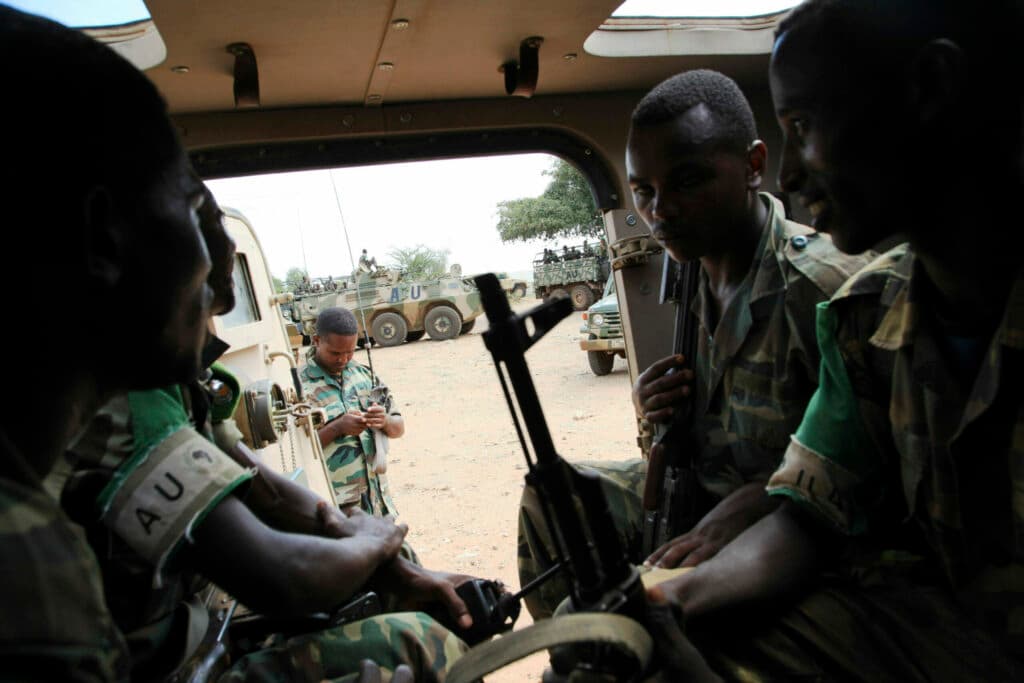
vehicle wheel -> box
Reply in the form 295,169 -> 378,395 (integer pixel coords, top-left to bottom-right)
405,330 -> 426,342
570,284 -> 595,311
460,318 -> 477,334
588,350 -> 615,376
424,305 -> 461,340
371,312 -> 408,347
549,288 -> 569,303
511,283 -> 527,299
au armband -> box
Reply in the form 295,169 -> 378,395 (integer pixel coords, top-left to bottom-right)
766,436 -> 861,534
97,426 -> 255,583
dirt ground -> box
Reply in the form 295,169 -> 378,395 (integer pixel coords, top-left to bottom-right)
364,297 -> 639,681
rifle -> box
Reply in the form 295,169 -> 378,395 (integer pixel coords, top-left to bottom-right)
640,256 -> 702,557
453,273 -> 647,678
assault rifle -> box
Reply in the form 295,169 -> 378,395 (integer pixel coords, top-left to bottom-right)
641,256 -> 703,556
454,273 -> 647,678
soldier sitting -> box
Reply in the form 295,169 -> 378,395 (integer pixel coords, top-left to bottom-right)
62,185 -> 477,682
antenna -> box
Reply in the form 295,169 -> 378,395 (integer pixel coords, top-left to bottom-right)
327,170 -> 376,382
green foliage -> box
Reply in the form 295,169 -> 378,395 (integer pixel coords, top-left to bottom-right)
386,245 -> 450,280
496,159 -> 602,243
284,267 -> 309,292
272,276 -> 285,293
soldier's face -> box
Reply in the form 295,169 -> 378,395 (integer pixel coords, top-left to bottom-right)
770,28 -> 899,254
314,333 -> 357,375
627,106 -> 753,264
119,155 -> 213,387
197,189 -> 237,316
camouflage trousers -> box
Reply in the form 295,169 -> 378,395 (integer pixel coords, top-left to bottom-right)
517,459 -> 646,620
689,573 -> 1020,682
221,611 -> 467,683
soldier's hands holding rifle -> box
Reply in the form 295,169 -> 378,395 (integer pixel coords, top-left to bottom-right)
633,354 -> 695,423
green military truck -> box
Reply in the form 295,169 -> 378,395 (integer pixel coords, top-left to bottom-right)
579,276 -> 625,375
289,267 -> 484,347
532,241 -> 610,311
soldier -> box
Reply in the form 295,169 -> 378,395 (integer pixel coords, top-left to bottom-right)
648,0 -> 1024,679
0,6 -> 214,678
517,69 -> 872,619
302,307 -> 405,516
358,248 -> 378,274
63,186 -> 473,681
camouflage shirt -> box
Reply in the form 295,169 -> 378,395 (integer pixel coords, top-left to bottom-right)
0,430 -> 129,681
300,350 -> 400,515
688,193 -> 873,499
768,245 -> 1024,657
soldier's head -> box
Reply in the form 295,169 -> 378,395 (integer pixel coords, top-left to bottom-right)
771,0 -> 1023,254
197,183 -> 237,316
627,70 -> 765,265
313,307 -> 359,376
2,7 -> 212,390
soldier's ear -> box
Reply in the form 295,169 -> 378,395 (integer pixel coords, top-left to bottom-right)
746,140 -> 767,190
82,185 -> 127,289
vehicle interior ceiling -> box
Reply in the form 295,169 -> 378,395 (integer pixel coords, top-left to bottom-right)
128,0 -> 795,389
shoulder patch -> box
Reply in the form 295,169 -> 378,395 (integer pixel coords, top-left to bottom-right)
780,220 -> 876,297
832,243 -> 911,303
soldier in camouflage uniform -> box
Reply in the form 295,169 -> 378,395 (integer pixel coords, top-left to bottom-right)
60,187 -> 471,681
518,70 -> 873,619
648,1 -> 1024,678
0,7 -> 219,679
302,307 -> 405,516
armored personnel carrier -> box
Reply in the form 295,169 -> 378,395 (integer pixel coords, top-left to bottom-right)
289,266 -> 484,347
532,241 -> 610,310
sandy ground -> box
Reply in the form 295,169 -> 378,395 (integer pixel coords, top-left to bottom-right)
363,297 -> 639,682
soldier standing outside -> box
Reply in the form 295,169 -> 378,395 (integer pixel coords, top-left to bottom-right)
647,1 -> 1024,679
302,307 -> 405,516
517,69 -> 871,619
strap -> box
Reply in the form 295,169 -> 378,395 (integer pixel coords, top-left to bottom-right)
447,613 -> 652,683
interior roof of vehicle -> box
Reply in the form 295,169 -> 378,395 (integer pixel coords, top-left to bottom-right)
144,0 -> 773,115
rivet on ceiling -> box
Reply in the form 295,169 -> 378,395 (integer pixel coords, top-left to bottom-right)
170,65 -> 190,73
392,18 -> 410,30
378,62 -> 395,72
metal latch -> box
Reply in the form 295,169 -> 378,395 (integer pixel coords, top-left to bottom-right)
609,235 -> 663,271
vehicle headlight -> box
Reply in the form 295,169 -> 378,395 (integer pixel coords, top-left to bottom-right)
591,313 -> 605,326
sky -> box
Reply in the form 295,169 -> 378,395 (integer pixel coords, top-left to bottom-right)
206,154 -> 558,281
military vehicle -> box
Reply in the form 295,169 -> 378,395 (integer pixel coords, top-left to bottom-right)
288,267 -> 484,348
495,271 -> 530,300
579,275 -> 625,376
532,241 -> 610,311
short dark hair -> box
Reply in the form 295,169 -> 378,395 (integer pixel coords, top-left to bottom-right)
1,6 -> 183,297
316,307 -> 359,337
631,70 -> 757,152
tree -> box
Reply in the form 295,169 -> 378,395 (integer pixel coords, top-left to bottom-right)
284,267 -> 308,292
495,159 -> 602,243
272,276 -> 285,293
386,245 -> 450,280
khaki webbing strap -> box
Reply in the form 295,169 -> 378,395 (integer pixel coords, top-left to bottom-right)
447,613 -> 653,683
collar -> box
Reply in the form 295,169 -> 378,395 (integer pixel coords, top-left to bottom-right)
301,348 -> 350,383
748,192 -> 790,306
868,251 -> 918,351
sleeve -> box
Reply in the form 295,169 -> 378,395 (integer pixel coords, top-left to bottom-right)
766,302 -> 883,534
95,389 -> 255,581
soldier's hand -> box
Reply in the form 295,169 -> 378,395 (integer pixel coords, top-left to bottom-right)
363,403 -> 388,430
319,503 -> 409,547
375,560 -> 473,630
644,522 -> 731,569
633,354 -> 694,424
337,410 -> 368,436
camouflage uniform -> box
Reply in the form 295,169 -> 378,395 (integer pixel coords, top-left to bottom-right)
698,246 -> 1024,679
61,370 -> 459,681
0,431 -> 130,681
519,193 -> 874,618
300,349 -> 399,516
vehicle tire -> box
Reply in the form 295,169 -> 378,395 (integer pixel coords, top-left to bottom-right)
460,318 -> 477,334
424,305 -> 461,341
371,312 -> 408,347
588,350 -> 615,376
570,284 -> 595,310
511,283 -> 527,299
405,330 -> 426,342
549,287 -> 569,303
